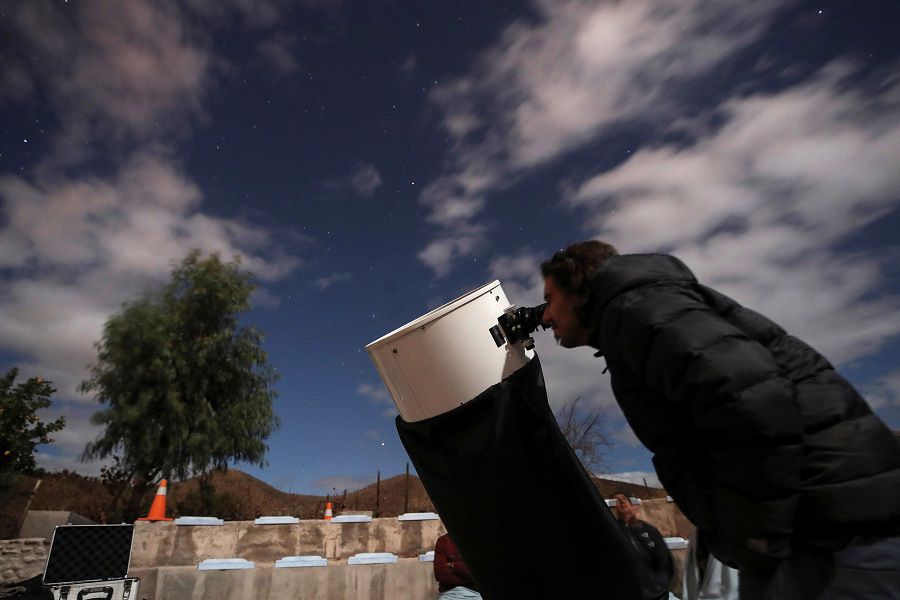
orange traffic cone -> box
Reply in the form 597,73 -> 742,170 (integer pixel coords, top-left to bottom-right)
137,479 -> 174,522
324,501 -> 333,521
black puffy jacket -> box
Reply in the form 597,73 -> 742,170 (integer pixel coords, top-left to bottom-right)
586,254 -> 900,573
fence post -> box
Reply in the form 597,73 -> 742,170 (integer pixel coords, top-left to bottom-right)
404,463 -> 410,514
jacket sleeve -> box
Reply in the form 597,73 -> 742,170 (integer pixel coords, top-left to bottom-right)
646,524 -> 674,584
606,284 -> 804,572
433,535 -> 475,588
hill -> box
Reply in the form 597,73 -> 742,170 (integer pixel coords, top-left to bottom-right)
1,468 -> 664,538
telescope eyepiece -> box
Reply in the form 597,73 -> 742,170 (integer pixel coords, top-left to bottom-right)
491,303 -> 550,349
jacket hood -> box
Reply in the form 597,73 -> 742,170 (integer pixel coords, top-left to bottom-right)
586,254 -> 697,351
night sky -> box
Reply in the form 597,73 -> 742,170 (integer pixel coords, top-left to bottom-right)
2,0 -> 899,495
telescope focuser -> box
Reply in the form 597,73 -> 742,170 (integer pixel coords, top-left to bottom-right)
489,303 -> 550,351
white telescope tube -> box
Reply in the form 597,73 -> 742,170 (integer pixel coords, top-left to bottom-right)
366,280 -> 533,422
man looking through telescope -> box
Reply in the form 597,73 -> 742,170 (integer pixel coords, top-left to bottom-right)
539,240 -> 900,600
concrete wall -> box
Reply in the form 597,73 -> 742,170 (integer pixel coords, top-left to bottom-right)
131,518 -> 445,567
130,501 -> 689,569
127,517 -> 447,599
130,560 -> 438,600
0,538 -> 49,584
4,502 -> 693,598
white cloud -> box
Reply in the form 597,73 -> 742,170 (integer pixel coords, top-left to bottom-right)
182,0 -> 285,30
419,0 -> 795,275
0,157 -> 301,472
417,225 -> 487,278
356,382 -> 398,418
256,33 -> 300,76
349,164 -> 383,196
488,251 -> 544,303
398,54 -> 417,77
443,0 -> 788,167
0,280 -> 113,398
29,399 -> 105,475
322,163 -> 384,197
862,370 -> 900,410
5,2 -> 212,166
612,424 -> 642,449
0,156 -> 299,408
356,382 -> 391,403
416,0 -> 900,474
313,272 -> 353,290
364,429 -> 384,442
34,452 -> 104,478
0,1 -> 303,477
571,61 -> 900,366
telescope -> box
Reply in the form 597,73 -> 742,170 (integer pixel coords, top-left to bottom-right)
370,285 -> 645,599
366,281 -> 550,422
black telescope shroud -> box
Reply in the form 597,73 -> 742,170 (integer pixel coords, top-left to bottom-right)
396,354 -> 644,599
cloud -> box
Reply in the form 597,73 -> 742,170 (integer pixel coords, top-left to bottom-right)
363,429 -> 383,442
438,0 -> 790,167
398,54 -> 417,77
33,451 -> 104,478
419,0 -> 795,276
0,1 -> 303,476
488,251 -> 544,302
32,400 -> 104,473
4,1 -> 213,167
417,0 -> 900,475
298,0 -> 344,12
349,164 -> 383,196
322,163 -> 384,197
182,0 -> 285,30
571,60 -> 900,365
862,370 -> 900,410
356,382 -> 397,418
0,155 -> 301,416
488,61 -> 900,457
356,383 -> 390,403
256,33 -> 300,76
7,206 -> 299,472
313,272 -> 353,290
612,424 -> 642,449
417,225 -> 487,278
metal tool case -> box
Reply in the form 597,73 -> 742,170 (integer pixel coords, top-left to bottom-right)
47,578 -> 140,600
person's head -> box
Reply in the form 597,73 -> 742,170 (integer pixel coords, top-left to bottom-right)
540,240 -> 618,347
612,493 -> 637,524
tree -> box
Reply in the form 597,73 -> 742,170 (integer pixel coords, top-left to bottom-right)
554,396 -> 613,475
81,251 -> 280,500
0,369 -> 65,477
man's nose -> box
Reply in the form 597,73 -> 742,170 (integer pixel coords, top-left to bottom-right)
541,305 -> 550,323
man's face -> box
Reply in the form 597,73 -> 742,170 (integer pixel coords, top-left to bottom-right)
613,495 -> 636,524
542,275 -> 590,348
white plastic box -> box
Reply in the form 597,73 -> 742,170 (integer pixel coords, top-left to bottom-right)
366,280 -> 532,422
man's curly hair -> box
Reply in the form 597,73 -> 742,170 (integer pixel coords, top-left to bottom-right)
540,241 -> 618,325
